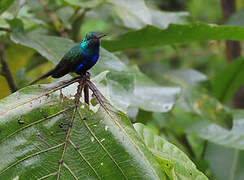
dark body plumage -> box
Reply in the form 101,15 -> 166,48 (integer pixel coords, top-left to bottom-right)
29,32 -> 106,85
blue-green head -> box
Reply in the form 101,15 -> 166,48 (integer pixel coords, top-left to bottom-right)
80,32 -> 106,55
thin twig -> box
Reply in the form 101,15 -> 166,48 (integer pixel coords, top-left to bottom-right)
0,27 -> 11,32
0,46 -> 18,92
179,134 -> 195,159
221,0 -> 243,108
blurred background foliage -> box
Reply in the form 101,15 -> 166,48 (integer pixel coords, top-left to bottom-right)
0,0 -> 244,179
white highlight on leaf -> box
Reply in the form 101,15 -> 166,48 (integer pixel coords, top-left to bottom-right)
91,137 -> 94,142
13,176 -> 19,180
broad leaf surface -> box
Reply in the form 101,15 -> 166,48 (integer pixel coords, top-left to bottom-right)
94,69 -> 180,113
102,23 -> 244,51
0,82 -> 166,179
134,123 -> 208,180
107,0 -> 152,29
149,9 -> 188,29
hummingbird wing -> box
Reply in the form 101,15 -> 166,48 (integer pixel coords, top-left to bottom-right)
52,44 -> 82,78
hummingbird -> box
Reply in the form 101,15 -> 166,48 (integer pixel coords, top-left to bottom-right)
29,32 -> 106,85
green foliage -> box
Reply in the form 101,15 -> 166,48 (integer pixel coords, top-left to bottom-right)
0,84 -> 166,179
0,0 -> 244,179
102,23 -> 244,51
134,123 -> 208,179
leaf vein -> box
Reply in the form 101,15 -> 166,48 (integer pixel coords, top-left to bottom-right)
69,139 -> 101,180
0,143 -> 64,175
63,163 -> 78,180
78,110 -> 128,180
0,107 -> 71,144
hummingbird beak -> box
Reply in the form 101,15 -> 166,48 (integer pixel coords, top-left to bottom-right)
97,34 -> 107,40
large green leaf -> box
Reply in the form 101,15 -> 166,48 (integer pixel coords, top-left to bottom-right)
107,0 -> 188,30
102,22 -> 244,51
107,0 -> 152,29
0,82 -> 166,179
10,31 -> 75,65
96,69 -> 180,113
211,57 -> 244,103
134,123 -> 208,180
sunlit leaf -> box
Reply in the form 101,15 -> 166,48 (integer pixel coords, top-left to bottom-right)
0,82 -> 166,179
10,31 -> 75,65
94,68 -> 180,113
149,9 -> 189,29
108,0 -> 152,29
134,123 -> 208,180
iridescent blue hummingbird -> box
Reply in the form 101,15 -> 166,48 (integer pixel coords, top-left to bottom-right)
30,32 -> 106,84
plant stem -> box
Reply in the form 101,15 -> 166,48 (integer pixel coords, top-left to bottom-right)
201,140 -> 207,159
221,0 -> 244,108
180,134 -> 196,159
0,46 -> 18,92
230,149 -> 239,180
221,0 -> 241,61
0,27 -> 11,32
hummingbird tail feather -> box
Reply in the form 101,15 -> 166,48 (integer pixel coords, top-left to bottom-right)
28,68 -> 56,85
